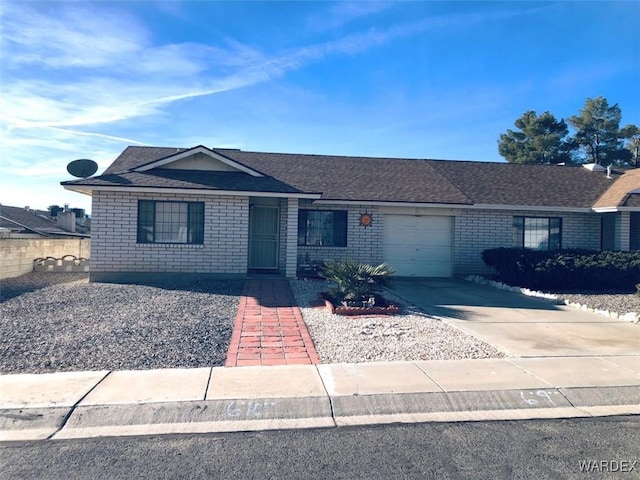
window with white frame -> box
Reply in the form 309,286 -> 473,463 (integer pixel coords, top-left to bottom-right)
137,200 -> 204,244
513,216 -> 562,250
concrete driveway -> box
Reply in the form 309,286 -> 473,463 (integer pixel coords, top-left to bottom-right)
392,278 -> 640,357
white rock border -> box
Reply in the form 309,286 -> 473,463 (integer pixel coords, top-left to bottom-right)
465,275 -> 640,325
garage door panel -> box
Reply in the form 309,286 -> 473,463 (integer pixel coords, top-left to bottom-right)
383,215 -> 452,277
418,245 -> 452,258
383,245 -> 450,261
383,246 -> 416,261
385,233 -> 450,247
390,259 -> 451,277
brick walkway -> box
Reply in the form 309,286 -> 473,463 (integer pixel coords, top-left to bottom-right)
225,279 -> 321,367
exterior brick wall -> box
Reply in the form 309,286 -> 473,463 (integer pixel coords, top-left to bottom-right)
297,203 -> 383,266
90,189 -> 616,280
452,209 -> 602,276
91,191 -> 248,277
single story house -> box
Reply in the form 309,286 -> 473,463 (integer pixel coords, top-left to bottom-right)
0,205 -> 88,239
62,146 -> 640,282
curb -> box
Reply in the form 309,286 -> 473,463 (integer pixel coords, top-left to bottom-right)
2,385 -> 638,442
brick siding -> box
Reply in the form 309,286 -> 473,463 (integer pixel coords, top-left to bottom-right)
452,209 -> 602,276
91,191 -> 248,276
91,190 -> 612,280
297,203 -> 383,266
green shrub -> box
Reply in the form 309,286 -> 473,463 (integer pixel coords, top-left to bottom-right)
482,248 -> 640,292
320,259 -> 394,305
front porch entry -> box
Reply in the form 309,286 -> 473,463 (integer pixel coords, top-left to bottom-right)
248,203 -> 280,270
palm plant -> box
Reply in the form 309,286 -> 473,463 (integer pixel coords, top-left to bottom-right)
320,259 -> 394,305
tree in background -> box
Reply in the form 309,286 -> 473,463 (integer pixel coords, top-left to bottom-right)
567,97 -> 627,166
48,205 -> 62,217
498,111 -> 574,164
620,124 -> 640,167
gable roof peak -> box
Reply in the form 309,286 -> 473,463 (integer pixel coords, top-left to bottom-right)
132,145 -> 264,177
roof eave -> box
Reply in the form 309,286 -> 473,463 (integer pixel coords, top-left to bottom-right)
62,184 -> 322,199
312,199 -> 473,208
468,204 -> 594,213
62,184 -> 94,196
592,206 -> 640,213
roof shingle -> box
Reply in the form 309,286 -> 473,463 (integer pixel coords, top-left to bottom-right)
216,150 -> 473,204
0,206 -> 69,235
593,168 -> 640,208
64,169 -> 309,194
63,146 -> 635,209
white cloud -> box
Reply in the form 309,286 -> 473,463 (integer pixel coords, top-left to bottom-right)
1,3 -> 146,69
1,1 -> 536,133
307,1 -> 394,31
0,0 -> 543,189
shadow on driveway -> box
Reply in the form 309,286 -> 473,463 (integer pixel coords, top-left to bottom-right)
390,277 -> 640,357
391,277 -> 562,321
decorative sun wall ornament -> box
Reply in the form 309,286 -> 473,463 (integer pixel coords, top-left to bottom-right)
359,212 -> 373,228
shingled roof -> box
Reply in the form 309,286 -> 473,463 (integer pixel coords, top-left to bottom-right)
429,160 -> 617,208
63,146 -> 636,209
63,170 -> 308,195
593,168 -> 640,209
216,149 -> 472,204
103,147 -> 188,174
0,205 -> 70,236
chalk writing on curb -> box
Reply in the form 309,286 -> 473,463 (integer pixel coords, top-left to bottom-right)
226,400 -> 276,418
519,390 -> 560,406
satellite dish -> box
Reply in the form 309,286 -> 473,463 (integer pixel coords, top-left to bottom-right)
67,159 -> 98,178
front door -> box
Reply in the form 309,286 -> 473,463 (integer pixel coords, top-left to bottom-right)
249,205 -> 279,269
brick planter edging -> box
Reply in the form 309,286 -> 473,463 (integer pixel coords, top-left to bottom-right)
323,299 -> 400,316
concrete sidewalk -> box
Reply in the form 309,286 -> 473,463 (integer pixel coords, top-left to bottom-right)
2,356 -> 639,442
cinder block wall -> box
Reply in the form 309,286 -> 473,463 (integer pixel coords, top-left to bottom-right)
452,209 -> 602,276
0,238 -> 90,280
297,203 -> 383,266
90,191 -> 249,279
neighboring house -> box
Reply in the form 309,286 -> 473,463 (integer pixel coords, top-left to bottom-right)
0,205 -> 88,238
0,205 -> 90,279
61,146 -> 640,282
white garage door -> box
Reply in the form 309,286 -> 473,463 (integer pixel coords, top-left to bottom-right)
383,215 -> 452,277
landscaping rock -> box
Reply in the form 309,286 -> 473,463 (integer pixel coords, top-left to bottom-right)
289,279 -> 504,363
0,272 -> 242,374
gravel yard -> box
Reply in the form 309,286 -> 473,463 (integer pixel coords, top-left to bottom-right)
556,292 -> 640,316
289,279 -> 505,363
467,276 -> 640,321
3,272 -> 635,375
0,272 -> 242,374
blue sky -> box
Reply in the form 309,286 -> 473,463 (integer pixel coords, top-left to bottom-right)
1,1 -> 638,213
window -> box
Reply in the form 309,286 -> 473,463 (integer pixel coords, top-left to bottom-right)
137,200 -> 204,244
298,210 -> 347,247
513,216 -> 561,250
631,213 -> 640,251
